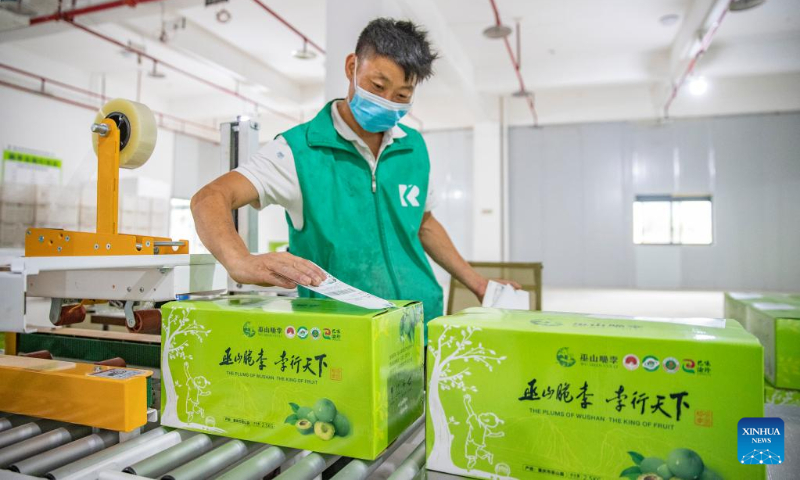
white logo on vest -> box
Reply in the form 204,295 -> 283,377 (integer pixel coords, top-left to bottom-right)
399,184 -> 420,207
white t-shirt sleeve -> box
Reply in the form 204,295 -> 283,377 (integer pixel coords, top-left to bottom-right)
424,170 -> 438,212
233,135 -> 305,230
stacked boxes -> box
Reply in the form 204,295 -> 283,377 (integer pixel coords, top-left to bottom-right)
725,292 -> 800,397
0,180 -> 171,248
149,198 -> 170,237
160,296 -> 424,460
0,183 -> 35,248
35,184 -> 79,231
746,301 -> 800,391
426,309 -> 765,480
79,184 -> 97,232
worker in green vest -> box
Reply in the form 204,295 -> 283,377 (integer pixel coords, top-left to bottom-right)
192,18 -> 519,337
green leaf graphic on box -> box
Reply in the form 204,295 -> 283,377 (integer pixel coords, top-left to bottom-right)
619,467 -> 642,480
628,452 -> 644,465
289,402 -> 300,413
285,414 -> 298,425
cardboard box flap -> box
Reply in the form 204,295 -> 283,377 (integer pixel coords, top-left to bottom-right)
749,301 -> 800,320
167,296 -> 417,318
432,308 -> 761,344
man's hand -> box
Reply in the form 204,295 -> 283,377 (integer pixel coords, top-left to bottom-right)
191,173 -> 327,290
474,278 -> 522,303
227,252 -> 327,289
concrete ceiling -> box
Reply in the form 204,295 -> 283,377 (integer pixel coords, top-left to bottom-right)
0,0 -> 798,133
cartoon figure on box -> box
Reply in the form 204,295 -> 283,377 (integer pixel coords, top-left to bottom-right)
464,394 -> 505,470
428,325 -> 515,478
184,361 -> 211,423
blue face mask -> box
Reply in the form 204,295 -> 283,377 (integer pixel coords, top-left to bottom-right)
348,60 -> 413,133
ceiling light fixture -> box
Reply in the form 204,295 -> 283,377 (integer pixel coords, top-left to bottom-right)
659,13 -> 681,26
292,40 -> 317,60
688,75 -> 708,96
482,23 -> 512,39
147,61 -> 166,79
729,0 -> 767,11
216,8 -> 231,23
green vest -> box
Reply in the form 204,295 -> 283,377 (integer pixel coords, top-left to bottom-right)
282,101 -> 443,335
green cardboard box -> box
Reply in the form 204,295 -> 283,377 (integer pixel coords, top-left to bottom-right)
723,292 -> 766,328
426,309 -> 764,480
724,292 -> 799,330
160,296 -> 424,460
746,300 -> 800,391
764,382 -> 800,407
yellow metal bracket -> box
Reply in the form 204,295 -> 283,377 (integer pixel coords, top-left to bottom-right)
25,117 -> 188,256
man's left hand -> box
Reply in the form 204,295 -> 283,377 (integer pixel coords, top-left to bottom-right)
475,278 -> 522,303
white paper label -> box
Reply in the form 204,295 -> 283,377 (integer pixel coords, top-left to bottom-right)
89,368 -> 147,380
752,302 -> 796,311
482,280 -> 530,310
728,292 -> 764,300
304,267 -> 394,310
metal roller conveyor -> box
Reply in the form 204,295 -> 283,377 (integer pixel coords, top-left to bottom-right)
330,416 -> 424,480
160,439 -> 263,480
213,445 -> 299,480
387,441 -> 426,480
0,424 -> 91,468
0,416 -> 35,434
0,414 -> 434,480
122,432 -> 210,478
8,430 -> 119,476
47,426 -> 181,480
0,420 -> 68,450
274,451 -> 340,480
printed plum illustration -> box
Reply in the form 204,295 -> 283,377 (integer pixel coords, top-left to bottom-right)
315,422 -> 335,441
698,469 -> 723,480
621,449 -> 719,480
400,310 -> 419,343
296,406 -> 313,420
333,413 -> 351,436
667,449 -> 704,479
656,464 -> 673,479
284,399 -> 351,440
314,398 -> 337,423
639,457 -> 666,475
296,419 -> 314,435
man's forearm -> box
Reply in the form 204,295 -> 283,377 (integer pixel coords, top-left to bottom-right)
190,187 -> 249,268
419,213 -> 487,297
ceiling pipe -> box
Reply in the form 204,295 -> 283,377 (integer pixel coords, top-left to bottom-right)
251,0 -> 325,55
30,0 -> 163,25
65,19 -> 300,123
487,0 -> 538,126
0,62 -> 218,135
663,0 -> 732,118
0,77 -> 219,144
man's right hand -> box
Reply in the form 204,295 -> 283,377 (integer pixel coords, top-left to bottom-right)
227,252 -> 327,289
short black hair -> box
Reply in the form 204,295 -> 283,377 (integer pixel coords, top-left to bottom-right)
355,18 -> 439,84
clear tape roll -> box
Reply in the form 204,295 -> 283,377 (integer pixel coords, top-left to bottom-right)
92,98 -> 157,169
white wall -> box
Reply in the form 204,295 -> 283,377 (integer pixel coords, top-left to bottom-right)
508,112 -> 800,291
0,44 -> 176,194
422,128 -> 474,289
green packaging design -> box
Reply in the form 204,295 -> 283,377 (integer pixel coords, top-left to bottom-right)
160,296 -> 424,460
746,300 -> 800,391
723,292 -> 766,329
426,309 -> 764,480
723,292 -> 798,330
764,383 -> 800,407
